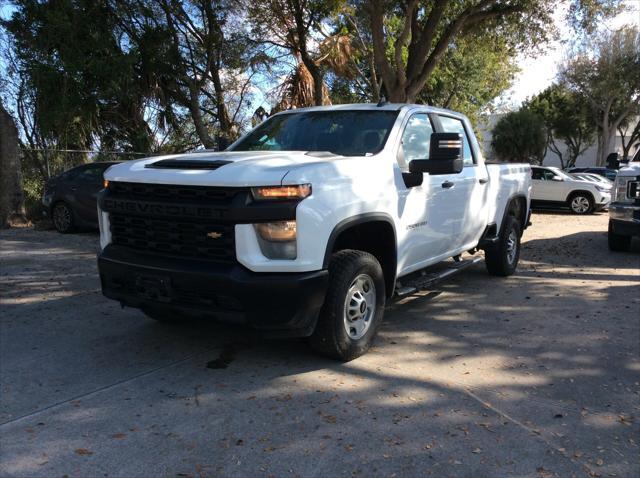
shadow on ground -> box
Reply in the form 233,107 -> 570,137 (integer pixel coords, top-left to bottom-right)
0,219 -> 638,478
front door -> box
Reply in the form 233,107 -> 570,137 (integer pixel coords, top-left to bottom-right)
395,113 -> 459,273
531,167 -> 558,201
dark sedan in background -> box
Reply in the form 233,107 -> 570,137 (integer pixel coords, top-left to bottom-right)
567,167 -> 617,181
42,162 -> 120,233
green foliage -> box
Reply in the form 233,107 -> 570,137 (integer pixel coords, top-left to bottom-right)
418,33 -> 519,126
491,109 -> 547,164
525,84 -> 595,168
3,0 -> 154,153
561,26 -> 640,165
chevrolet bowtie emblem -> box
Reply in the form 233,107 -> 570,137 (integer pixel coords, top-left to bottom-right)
206,232 -> 223,239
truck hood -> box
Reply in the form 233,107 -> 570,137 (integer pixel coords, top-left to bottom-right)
617,162 -> 640,178
103,150 -> 344,187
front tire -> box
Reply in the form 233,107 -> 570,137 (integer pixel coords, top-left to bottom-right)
608,220 -> 631,252
484,215 -> 521,276
310,250 -> 385,361
52,202 -> 75,233
568,193 -> 594,215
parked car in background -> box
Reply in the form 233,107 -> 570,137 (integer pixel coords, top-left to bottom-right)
608,149 -> 640,251
531,166 -> 611,214
42,162 -> 120,233
570,172 -> 614,188
567,167 -> 617,181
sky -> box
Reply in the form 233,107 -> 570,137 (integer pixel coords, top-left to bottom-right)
503,0 -> 640,107
1,1 -> 639,112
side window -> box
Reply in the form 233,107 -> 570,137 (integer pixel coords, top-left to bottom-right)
399,114 -> 433,169
543,170 -> 557,181
76,165 -> 106,184
438,115 -> 474,166
531,168 -> 544,180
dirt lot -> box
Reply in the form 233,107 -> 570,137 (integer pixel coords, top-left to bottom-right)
0,212 -> 638,478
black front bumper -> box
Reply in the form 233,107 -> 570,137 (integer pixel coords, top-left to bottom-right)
98,245 -> 329,337
609,203 -> 640,237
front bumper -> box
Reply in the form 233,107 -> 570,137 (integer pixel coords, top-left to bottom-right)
609,203 -> 640,237
594,192 -> 611,210
98,245 -> 329,337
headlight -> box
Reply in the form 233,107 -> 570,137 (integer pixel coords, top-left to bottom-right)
595,185 -> 610,193
252,184 -> 311,201
614,177 -> 630,203
254,221 -> 297,259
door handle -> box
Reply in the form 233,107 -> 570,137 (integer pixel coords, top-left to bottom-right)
479,177 -> 489,184
441,181 -> 454,189
70,187 -> 77,191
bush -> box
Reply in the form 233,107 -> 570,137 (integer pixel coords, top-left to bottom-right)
491,109 -> 546,164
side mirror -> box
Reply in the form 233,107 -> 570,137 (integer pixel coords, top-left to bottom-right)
551,176 -> 563,181
409,132 -> 464,175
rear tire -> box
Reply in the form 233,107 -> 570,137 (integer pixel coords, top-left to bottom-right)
310,250 -> 385,361
52,201 -> 75,233
568,192 -> 594,215
484,215 -> 521,276
608,220 -> 631,252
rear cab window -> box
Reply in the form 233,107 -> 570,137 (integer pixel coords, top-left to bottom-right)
437,115 -> 475,166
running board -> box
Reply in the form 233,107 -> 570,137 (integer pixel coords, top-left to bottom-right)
395,256 -> 483,297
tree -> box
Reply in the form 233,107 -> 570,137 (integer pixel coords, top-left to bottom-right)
118,0 -> 260,149
3,0 -> 157,155
491,109 -> 546,164
247,0 -> 343,107
0,102 -> 26,227
526,84 -> 595,169
561,26 -> 640,166
364,0 -> 623,103
618,117 -> 640,162
417,32 -> 518,126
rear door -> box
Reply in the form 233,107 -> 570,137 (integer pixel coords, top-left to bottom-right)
435,114 -> 487,249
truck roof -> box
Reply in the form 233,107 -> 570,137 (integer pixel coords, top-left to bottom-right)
273,103 -> 465,118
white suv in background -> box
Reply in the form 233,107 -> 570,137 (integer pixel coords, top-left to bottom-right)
531,166 -> 611,214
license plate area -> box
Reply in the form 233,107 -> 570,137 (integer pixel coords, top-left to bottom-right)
134,274 -> 172,302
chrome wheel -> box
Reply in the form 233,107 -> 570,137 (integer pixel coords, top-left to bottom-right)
506,229 -> 518,265
570,196 -> 590,214
343,274 -> 376,340
52,203 -> 72,232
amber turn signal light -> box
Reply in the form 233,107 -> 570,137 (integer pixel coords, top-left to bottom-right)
252,184 -> 311,200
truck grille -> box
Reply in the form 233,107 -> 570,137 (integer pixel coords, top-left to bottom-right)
106,182 -> 245,263
110,214 -> 236,262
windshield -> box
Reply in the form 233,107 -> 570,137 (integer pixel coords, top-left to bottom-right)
229,110 -> 399,156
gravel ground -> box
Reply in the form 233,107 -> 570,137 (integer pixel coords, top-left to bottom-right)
0,211 -> 638,478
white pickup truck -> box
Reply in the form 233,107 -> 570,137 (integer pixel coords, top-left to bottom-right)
98,104 -> 531,360
608,149 -> 640,251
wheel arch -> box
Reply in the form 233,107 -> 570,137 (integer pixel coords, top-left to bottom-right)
565,189 -> 595,204
323,213 -> 397,298
499,194 -> 528,237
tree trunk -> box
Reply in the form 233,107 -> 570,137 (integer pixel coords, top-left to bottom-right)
598,128 -> 616,166
0,104 -> 26,228
188,81 -> 216,150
